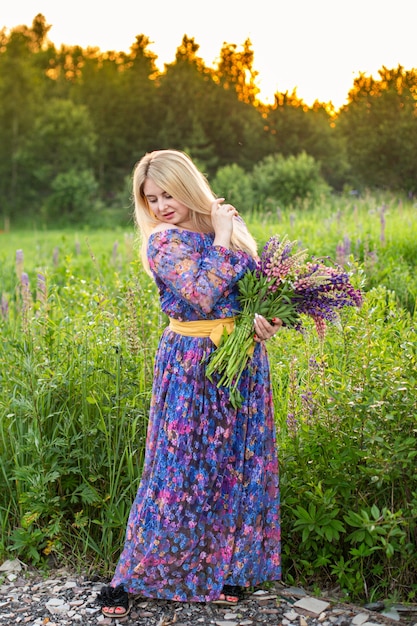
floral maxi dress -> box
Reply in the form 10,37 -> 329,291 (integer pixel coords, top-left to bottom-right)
111,229 -> 281,602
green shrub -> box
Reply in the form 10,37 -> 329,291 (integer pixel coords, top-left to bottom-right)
251,151 -> 330,210
211,163 -> 255,211
44,169 -> 100,224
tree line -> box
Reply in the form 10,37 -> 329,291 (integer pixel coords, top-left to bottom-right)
1,14 -> 416,224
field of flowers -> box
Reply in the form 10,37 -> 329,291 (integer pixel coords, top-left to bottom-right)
0,192 -> 416,602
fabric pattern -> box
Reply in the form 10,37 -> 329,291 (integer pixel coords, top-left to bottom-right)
111,229 -> 281,602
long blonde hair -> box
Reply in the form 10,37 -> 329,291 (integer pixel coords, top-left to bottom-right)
132,149 -> 258,272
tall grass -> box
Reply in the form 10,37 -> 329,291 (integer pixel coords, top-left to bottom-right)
1,230 -> 162,571
0,193 -> 416,600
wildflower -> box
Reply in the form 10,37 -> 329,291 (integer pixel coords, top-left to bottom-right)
16,249 -> 24,280
20,272 -> 33,332
1,293 -> 8,320
301,390 -> 316,424
286,412 -> 298,436
35,272 -> 48,322
36,273 -> 47,307
380,204 -> 386,246
336,236 -> 351,266
206,234 -> 363,408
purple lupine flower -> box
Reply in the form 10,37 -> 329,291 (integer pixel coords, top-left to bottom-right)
1,293 -> 8,320
293,261 -> 363,327
286,412 -> 298,435
343,235 -> 351,257
206,233 -> 363,403
20,272 -> 33,331
337,235 -> 351,266
21,272 -> 29,287
259,235 -> 307,288
16,249 -> 24,280
301,390 -> 316,424
36,273 -> 47,310
308,356 -> 320,371
380,205 -> 386,246
260,236 -> 362,333
336,242 -> 345,266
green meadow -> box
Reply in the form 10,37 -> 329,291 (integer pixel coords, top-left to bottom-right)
1,192 -> 416,602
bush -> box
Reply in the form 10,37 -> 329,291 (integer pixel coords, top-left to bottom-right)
251,152 -> 330,210
211,163 -> 255,211
43,169 -> 100,224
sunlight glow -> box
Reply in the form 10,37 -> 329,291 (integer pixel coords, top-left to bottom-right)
2,0 -> 417,110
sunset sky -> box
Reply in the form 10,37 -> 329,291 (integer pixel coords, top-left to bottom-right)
2,0 -> 416,109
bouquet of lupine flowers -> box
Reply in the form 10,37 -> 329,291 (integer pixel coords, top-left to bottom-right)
206,234 -> 363,408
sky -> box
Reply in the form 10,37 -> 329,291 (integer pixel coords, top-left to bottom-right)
2,0 -> 416,109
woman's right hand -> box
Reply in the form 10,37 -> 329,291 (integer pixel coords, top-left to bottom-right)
211,198 -> 239,248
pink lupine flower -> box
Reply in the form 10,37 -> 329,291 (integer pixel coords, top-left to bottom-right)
206,234 -> 363,408
15,249 -> 24,280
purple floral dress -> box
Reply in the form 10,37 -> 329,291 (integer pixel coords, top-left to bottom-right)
111,229 -> 281,602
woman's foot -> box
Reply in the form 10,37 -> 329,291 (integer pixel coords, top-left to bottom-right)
98,584 -> 130,618
213,584 -> 245,606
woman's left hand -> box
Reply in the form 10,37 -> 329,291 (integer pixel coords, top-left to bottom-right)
254,314 -> 282,342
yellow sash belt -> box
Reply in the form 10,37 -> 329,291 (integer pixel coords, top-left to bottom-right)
168,317 -> 236,347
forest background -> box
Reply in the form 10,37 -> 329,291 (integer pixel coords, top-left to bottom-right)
1,14 -> 417,606
1,14 -> 417,225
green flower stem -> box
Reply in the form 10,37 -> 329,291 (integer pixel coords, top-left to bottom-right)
206,274 -> 300,408
206,313 -> 255,404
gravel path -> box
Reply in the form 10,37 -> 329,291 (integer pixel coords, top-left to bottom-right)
0,563 -> 415,626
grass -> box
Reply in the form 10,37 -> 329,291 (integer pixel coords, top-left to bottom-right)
0,192 -> 416,600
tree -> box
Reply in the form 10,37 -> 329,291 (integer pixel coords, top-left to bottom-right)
216,39 -> 260,105
121,34 -> 160,160
66,35 -> 160,190
264,90 -> 348,190
156,36 -> 217,158
69,47 -> 128,188
157,35 -> 269,174
16,98 -> 97,212
336,65 -> 417,192
0,16 -> 52,214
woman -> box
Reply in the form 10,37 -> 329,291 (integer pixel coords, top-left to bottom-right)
99,150 -> 282,618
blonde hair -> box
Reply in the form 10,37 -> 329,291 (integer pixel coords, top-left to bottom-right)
132,149 -> 258,272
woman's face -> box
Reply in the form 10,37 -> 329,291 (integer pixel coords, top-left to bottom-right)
143,178 -> 193,230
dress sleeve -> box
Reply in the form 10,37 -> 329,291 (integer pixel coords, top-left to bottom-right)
148,230 -> 247,315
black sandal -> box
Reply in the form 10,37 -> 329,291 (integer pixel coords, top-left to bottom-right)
213,584 -> 245,605
97,584 -> 130,618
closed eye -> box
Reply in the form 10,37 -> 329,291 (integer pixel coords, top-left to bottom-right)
145,193 -> 172,203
